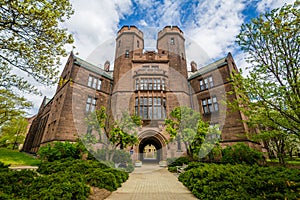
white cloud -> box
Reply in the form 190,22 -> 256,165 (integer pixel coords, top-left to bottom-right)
184,0 -> 246,65
26,0 -> 133,115
65,0 -> 132,59
139,20 -> 148,27
256,0 -> 295,12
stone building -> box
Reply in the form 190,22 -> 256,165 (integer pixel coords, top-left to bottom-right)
23,26 -> 261,162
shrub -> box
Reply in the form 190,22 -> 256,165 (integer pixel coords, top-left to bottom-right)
179,164 -> 300,199
38,141 -> 83,162
221,143 -> 264,165
38,159 -> 109,175
28,172 -> 90,200
1,159 -> 129,199
0,161 -> 9,172
0,170 -> 37,198
168,156 -> 191,167
168,166 -> 177,173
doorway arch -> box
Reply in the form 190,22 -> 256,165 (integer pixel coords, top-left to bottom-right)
138,130 -> 167,163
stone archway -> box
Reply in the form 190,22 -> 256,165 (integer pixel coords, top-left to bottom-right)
138,130 -> 167,163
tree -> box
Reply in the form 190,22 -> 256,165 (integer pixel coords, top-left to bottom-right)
0,89 -> 31,126
83,106 -> 142,161
165,106 -> 220,160
234,1 -> 300,136
0,117 -> 28,149
0,0 -> 74,124
229,2 -> 299,164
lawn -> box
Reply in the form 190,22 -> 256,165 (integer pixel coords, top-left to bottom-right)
0,148 -> 40,166
267,157 -> 300,165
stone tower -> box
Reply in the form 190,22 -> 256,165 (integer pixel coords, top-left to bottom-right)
157,26 -> 187,78
113,25 -> 144,85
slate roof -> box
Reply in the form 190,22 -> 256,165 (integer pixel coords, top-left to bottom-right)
73,56 -> 113,80
188,56 -> 227,80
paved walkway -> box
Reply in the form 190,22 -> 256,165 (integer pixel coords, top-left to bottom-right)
106,164 -> 197,200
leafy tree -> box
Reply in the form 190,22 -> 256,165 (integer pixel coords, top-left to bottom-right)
0,90 -> 31,126
0,116 -> 28,149
230,2 -> 299,164
234,1 -> 300,136
165,106 -> 220,160
83,106 -> 142,161
0,0 -> 74,124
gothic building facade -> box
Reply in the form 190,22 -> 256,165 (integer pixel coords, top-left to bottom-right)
23,26 -> 261,162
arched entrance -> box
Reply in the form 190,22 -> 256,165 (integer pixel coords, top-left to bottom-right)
138,130 -> 167,163
139,136 -> 162,163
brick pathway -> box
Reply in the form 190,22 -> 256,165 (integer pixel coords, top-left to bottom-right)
106,164 -> 197,200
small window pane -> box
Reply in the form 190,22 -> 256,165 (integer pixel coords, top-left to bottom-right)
88,76 -> 93,87
92,78 -> 97,89
97,79 -> 101,90
214,103 -> 219,111
87,97 -> 92,103
213,97 -> 217,103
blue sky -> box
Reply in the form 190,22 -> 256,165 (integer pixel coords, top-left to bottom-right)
25,0 -> 295,115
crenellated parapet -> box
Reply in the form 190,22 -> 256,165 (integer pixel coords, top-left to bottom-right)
117,25 -> 143,39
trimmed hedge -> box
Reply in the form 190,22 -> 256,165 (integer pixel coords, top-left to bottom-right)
179,163 -> 300,199
0,159 -> 129,199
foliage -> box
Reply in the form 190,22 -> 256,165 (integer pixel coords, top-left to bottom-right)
0,0 -> 74,125
37,141 -> 83,162
91,148 -> 134,172
0,117 -> 28,149
167,156 -> 191,167
0,169 -> 89,200
0,148 -> 40,166
165,106 -> 220,160
0,90 -> 32,126
38,159 -> 128,192
235,1 -> 300,135
0,161 -> 9,172
0,159 -> 129,199
179,163 -> 300,200
230,1 -> 300,164
221,143 -> 264,165
83,106 -> 141,161
29,172 -> 90,200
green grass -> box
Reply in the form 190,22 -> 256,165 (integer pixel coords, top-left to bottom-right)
0,148 -> 41,166
267,157 -> 300,166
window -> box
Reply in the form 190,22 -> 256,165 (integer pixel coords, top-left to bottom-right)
88,75 -> 101,90
162,79 -> 165,90
125,50 -> 129,58
137,40 -> 139,48
202,96 -> 219,114
199,76 -> 214,91
135,97 -> 166,119
135,79 -> 139,90
148,79 -> 152,90
170,37 -> 175,45
118,40 -> 121,47
208,76 -> 214,87
86,96 -> 97,112
212,96 -> 219,111
88,76 -> 93,87
97,79 -> 101,90
135,78 -> 166,91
